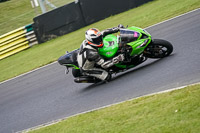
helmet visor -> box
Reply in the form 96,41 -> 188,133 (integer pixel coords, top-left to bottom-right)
92,34 -> 103,44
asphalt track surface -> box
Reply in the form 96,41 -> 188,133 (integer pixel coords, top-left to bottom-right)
0,9 -> 200,133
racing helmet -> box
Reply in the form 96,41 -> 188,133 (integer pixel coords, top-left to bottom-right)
85,28 -> 103,48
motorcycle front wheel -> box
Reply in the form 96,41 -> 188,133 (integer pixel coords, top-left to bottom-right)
72,68 -> 82,77
144,39 -> 173,58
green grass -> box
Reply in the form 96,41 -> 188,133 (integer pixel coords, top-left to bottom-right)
0,0 -> 34,35
28,84 -> 200,133
0,0 -> 200,82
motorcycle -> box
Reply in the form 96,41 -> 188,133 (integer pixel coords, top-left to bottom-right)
58,26 -> 173,83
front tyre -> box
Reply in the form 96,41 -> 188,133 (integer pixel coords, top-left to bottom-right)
72,68 -> 81,77
144,39 -> 173,58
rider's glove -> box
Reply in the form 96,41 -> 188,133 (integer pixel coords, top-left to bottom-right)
112,27 -> 119,31
118,24 -> 125,29
112,24 -> 125,31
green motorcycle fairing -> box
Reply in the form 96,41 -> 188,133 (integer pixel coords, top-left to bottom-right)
98,34 -> 119,59
98,26 -> 152,69
126,26 -> 152,56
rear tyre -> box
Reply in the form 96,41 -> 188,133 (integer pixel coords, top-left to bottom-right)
144,39 -> 173,58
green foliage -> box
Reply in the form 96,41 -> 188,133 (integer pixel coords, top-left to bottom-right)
0,0 -> 200,82
29,84 -> 200,133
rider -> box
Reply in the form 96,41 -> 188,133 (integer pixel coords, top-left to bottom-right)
76,24 -> 125,82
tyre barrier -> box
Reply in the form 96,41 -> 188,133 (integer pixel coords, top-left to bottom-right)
0,24 -> 38,60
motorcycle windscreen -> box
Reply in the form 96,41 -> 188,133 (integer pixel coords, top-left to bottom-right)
58,49 -> 78,66
120,29 -> 140,43
98,34 -> 118,59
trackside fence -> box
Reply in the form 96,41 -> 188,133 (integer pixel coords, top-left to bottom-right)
0,24 -> 38,60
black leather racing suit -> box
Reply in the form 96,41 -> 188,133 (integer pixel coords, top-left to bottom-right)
77,27 -> 122,80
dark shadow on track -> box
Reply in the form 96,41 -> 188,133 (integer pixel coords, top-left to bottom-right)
113,54 -> 176,80
81,54 -> 176,92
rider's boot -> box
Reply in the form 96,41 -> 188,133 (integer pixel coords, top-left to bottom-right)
104,73 -> 112,82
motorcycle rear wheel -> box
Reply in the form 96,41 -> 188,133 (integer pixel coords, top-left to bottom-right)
144,39 -> 173,58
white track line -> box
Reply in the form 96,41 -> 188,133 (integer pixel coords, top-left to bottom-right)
0,8 -> 199,85
18,82 -> 200,133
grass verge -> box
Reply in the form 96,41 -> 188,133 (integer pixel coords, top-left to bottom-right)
27,84 -> 200,133
0,0 -> 200,82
